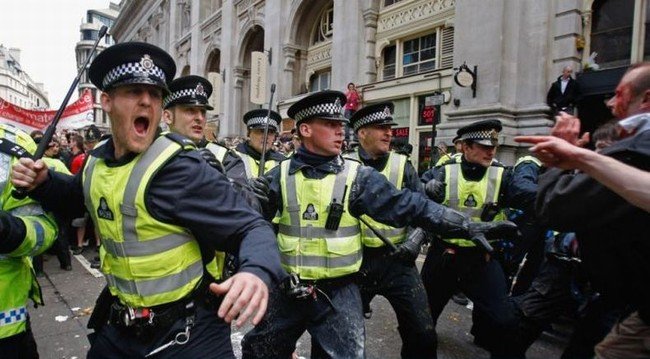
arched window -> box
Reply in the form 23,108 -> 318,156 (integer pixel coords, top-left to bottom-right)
590,0 -> 634,69
312,6 -> 333,45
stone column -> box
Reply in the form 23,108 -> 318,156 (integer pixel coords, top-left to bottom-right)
362,8 -> 379,85
445,0 -> 553,164
331,0 -> 364,91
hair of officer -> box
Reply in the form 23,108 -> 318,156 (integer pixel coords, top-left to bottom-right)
625,62 -> 650,97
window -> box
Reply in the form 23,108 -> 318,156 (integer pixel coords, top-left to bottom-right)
82,29 -> 98,41
383,45 -> 396,80
312,6 -> 334,44
309,70 -> 331,93
380,29 -> 449,80
403,33 -> 436,76
590,0 -> 634,69
384,0 -> 403,6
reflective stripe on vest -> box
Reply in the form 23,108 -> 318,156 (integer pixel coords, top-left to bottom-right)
83,136 -> 203,307
515,155 -> 542,168
277,159 -> 362,279
346,150 -> 408,247
206,142 -> 228,163
235,150 -> 279,179
444,163 -> 505,247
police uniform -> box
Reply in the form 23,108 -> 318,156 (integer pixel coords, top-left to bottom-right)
419,120 -> 536,356
27,42 -> 285,358
223,109 -> 286,179
344,102 -> 436,358
164,75 -> 259,279
242,91 -> 474,359
0,124 -> 58,358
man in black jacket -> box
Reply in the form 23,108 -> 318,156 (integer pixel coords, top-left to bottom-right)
525,62 -> 650,359
546,66 -> 580,115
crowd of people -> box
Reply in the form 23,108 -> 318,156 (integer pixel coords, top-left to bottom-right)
0,40 -> 648,359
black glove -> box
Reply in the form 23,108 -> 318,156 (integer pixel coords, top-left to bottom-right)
425,179 -> 446,203
468,220 -> 520,241
198,148 -> 224,173
247,177 -> 270,205
437,208 -> 471,239
392,227 -> 426,264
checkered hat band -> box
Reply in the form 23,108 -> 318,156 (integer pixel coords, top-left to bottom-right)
353,112 -> 391,131
163,89 -> 208,108
247,116 -> 279,129
294,103 -> 342,122
461,130 -> 495,141
102,61 -> 166,89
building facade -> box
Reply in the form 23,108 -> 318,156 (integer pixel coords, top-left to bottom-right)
0,45 -> 49,111
75,2 -> 120,131
111,0 -> 648,171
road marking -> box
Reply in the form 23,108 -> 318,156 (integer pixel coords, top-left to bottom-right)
73,254 -> 103,278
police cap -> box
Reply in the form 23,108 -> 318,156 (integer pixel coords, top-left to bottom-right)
243,109 -> 281,132
163,75 -> 213,110
349,102 -> 397,132
457,119 -> 502,146
287,90 -> 347,125
89,42 -> 176,93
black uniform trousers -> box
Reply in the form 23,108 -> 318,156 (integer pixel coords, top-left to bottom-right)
359,248 -> 437,358
0,316 -> 39,359
242,281 -> 365,359
512,257 -> 623,359
420,243 -> 518,356
87,304 -> 233,359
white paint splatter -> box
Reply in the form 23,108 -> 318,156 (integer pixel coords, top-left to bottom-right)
55,315 -> 68,322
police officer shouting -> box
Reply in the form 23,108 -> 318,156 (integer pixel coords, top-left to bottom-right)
241,91 -> 487,359
345,102 -> 436,358
0,124 -> 58,359
224,109 -> 286,179
12,42 -> 285,358
419,119 -> 536,356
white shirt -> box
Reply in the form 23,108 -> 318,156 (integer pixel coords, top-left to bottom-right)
560,78 -> 570,94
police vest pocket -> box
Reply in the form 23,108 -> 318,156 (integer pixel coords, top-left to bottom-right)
278,237 -> 299,255
325,238 -> 352,256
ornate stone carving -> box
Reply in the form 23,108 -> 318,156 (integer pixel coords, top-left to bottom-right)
377,0 -> 455,33
307,41 -> 332,67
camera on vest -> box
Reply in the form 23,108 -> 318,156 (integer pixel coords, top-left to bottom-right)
480,202 -> 500,222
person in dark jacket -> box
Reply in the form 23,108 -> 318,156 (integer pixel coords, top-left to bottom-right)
546,65 -> 580,115
519,62 -> 650,359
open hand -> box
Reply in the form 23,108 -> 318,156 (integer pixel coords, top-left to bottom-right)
209,272 -> 269,327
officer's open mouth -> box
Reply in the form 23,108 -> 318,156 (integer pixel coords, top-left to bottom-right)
134,117 -> 150,135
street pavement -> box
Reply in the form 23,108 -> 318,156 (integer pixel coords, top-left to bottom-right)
31,250 -> 565,359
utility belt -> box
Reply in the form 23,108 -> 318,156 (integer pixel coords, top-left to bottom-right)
107,280 -> 222,339
280,273 -> 356,306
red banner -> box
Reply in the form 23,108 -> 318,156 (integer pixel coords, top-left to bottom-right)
0,89 -> 95,132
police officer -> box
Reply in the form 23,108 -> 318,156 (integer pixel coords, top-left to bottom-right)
223,109 -> 286,179
241,91 -> 492,358
419,119 -> 536,356
12,42 -> 284,358
344,102 -> 436,358
163,75 -> 231,169
0,124 -> 58,358
162,75 -> 267,279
